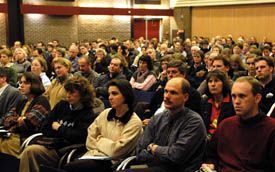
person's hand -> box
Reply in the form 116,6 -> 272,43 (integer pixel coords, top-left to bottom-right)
200,163 -> 215,172
96,135 -> 103,141
142,119 -> 151,126
147,143 -> 158,155
33,104 -> 49,115
17,116 -> 26,126
52,121 -> 61,131
196,70 -> 206,77
160,71 -> 167,80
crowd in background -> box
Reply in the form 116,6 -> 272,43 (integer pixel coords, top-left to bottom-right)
0,33 -> 274,172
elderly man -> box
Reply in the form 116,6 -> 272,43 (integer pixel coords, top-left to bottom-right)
201,76 -> 275,171
122,77 -> 207,172
67,45 -> 80,73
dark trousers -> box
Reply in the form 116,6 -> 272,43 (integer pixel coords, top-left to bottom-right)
0,152 -> 20,172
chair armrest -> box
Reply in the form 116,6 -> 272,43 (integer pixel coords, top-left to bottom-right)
116,156 -> 137,171
20,133 -> 43,152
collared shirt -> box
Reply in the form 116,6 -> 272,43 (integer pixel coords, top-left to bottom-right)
207,95 -> 230,135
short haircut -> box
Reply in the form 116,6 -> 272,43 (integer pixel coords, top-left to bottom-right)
138,55 -> 154,71
235,76 -> 263,95
205,70 -> 231,98
0,67 -> 10,82
96,48 -> 107,56
254,56 -> 274,68
21,72 -> 45,96
0,48 -> 12,57
79,55 -> 91,64
233,43 -> 243,50
33,57 -> 48,72
107,79 -> 135,110
179,77 -> 191,94
64,76 -> 95,108
52,57 -> 72,73
14,48 -> 27,57
113,53 -> 128,68
167,60 -> 188,75
213,55 -> 231,68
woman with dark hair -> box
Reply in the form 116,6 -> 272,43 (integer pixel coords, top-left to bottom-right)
200,70 -> 235,140
130,55 -> 157,91
0,72 -> 50,157
19,76 -> 96,172
63,79 -> 143,172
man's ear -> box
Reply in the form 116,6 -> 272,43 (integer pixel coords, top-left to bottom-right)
255,93 -> 262,104
183,93 -> 189,103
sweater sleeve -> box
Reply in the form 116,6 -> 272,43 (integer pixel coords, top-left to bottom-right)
132,75 -> 156,91
153,117 -> 207,165
95,115 -> 143,159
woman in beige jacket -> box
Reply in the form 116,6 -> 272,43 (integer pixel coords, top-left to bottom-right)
64,79 -> 143,172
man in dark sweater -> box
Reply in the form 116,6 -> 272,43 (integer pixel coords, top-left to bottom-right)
201,76 -> 275,172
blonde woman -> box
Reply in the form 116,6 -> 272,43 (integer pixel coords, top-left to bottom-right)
44,57 -> 72,109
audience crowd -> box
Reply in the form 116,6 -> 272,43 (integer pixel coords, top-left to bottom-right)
0,34 -> 274,172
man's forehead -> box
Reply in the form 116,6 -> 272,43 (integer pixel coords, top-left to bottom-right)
232,81 -> 252,94
213,60 -> 224,65
255,60 -> 268,66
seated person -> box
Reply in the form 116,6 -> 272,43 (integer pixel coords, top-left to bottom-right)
0,72 -> 50,158
0,67 -> 24,123
94,57 -> 126,100
119,78 -> 207,172
130,55 -> 157,91
19,76 -> 96,172
201,76 -> 275,172
44,57 -> 73,109
200,70 -> 235,140
63,79 -> 143,172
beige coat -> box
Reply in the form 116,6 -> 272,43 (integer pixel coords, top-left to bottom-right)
44,79 -> 67,109
83,108 -> 143,160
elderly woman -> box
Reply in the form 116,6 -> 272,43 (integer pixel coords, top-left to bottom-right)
130,55 -> 157,91
19,76 -> 96,172
31,57 -> 51,89
0,72 -> 50,157
63,79 -> 143,172
13,48 -> 31,78
44,57 -> 72,109
200,70 -> 235,140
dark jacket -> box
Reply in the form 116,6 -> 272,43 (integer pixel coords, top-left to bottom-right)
94,72 -> 126,98
137,108 -> 207,172
41,100 -> 95,145
200,96 -> 235,132
260,75 -> 275,116
0,85 -> 24,123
